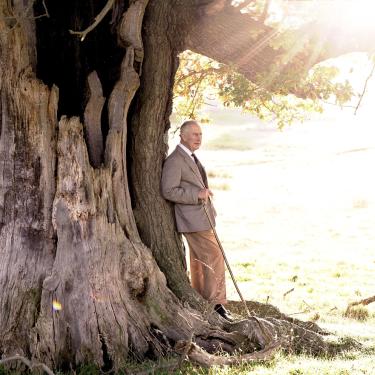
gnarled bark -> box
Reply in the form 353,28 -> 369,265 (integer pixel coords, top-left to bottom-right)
0,0 -> 57,358
84,71 -> 105,168
129,0 -> 203,308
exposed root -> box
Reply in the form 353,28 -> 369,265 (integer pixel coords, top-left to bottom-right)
169,299 -> 363,369
227,300 -> 329,335
175,339 -> 281,368
0,355 -> 55,375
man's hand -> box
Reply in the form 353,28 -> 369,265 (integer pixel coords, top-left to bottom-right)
198,188 -> 213,203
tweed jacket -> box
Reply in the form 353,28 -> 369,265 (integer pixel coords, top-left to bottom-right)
161,146 -> 216,233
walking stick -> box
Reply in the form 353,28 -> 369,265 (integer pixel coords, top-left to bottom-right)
202,200 -> 252,318
203,199 -> 273,342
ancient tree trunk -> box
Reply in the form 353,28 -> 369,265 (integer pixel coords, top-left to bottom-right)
0,1 -> 57,357
129,0 -> 204,309
0,0 -> 199,369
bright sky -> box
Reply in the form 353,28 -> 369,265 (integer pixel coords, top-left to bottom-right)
268,0 -> 375,117
269,0 -> 375,29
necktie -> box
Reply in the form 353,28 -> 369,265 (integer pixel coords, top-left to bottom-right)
191,153 -> 208,188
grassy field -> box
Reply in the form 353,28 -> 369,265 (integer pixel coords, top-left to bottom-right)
169,106 -> 375,374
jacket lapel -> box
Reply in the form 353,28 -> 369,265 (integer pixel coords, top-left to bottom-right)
176,146 -> 206,188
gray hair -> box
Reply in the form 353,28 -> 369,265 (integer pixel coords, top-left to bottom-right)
180,120 -> 199,135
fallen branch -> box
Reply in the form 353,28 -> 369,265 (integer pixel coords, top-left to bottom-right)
283,287 -> 294,298
288,309 -> 310,316
69,0 -> 115,41
348,295 -> 375,307
0,355 -> 55,375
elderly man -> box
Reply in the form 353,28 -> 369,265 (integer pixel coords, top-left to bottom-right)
161,120 -> 233,321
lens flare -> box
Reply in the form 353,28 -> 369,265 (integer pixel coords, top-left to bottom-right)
52,300 -> 62,311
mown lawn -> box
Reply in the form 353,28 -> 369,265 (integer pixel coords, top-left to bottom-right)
192,111 -> 375,374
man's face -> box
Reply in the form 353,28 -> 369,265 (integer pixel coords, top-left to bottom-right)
181,124 -> 202,152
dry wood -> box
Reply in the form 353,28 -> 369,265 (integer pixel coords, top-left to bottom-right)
69,0 -> 115,41
348,295 -> 375,307
84,71 -> 105,168
283,288 -> 294,298
118,0 -> 149,62
105,46 -> 140,238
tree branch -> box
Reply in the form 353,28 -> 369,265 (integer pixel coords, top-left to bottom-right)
42,0 -> 50,17
187,5 -> 375,95
174,66 -> 223,86
321,100 -> 357,109
354,58 -> 375,115
69,0 -> 115,41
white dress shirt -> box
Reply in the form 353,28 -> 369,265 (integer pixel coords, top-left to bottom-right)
178,143 -> 195,160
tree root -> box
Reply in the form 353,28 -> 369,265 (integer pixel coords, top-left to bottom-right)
175,339 -> 281,368
167,299 -> 363,370
0,355 -> 55,375
227,300 -> 329,335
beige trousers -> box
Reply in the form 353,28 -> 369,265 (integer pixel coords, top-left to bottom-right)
184,230 -> 227,305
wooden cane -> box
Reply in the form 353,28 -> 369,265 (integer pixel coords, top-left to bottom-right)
202,200 -> 252,318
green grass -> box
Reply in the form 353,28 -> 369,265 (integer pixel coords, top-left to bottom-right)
166,107 -> 375,374
203,128 -> 375,374
114,350 -> 375,374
